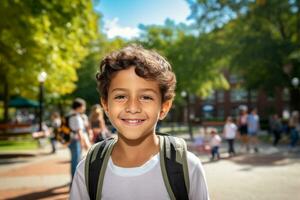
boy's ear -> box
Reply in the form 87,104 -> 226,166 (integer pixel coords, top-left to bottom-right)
159,100 -> 173,120
100,98 -> 109,116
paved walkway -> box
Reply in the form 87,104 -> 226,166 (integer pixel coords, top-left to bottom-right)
0,137 -> 299,200
0,146 -> 70,200
198,144 -> 300,200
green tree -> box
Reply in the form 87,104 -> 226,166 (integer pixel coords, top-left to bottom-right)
137,21 -> 229,99
187,0 -> 300,110
73,37 -> 126,106
0,0 -> 99,121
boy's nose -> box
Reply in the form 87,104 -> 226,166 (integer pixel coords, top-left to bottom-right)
125,99 -> 141,113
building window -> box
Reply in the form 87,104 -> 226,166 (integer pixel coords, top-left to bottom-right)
283,88 -> 290,101
202,104 -> 214,119
204,91 -> 215,103
217,91 -> 224,103
229,74 -> 241,84
231,106 -> 240,117
250,90 -> 257,102
217,105 -> 224,119
230,88 -> 247,102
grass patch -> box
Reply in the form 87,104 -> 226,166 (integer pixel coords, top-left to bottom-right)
0,140 -> 39,151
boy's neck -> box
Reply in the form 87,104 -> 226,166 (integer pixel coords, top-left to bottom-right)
111,133 -> 160,168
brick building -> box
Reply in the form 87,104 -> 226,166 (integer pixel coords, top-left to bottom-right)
183,72 -> 290,122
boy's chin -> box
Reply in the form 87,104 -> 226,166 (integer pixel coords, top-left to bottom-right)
117,131 -> 156,143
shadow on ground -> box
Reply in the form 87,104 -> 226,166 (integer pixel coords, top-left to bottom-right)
230,152 -> 300,167
199,150 -> 300,169
0,153 -> 35,159
6,184 -> 69,200
0,153 -> 35,165
0,151 -> 55,165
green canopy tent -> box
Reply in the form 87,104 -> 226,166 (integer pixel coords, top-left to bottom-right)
8,97 -> 39,108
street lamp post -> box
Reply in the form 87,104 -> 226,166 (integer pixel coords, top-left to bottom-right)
38,71 -> 47,131
181,91 -> 194,141
292,77 -> 299,88
291,77 -> 300,111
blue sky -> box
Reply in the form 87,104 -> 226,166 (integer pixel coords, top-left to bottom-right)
95,0 -> 191,39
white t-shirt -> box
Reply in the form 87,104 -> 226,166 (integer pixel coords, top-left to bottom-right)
223,123 -> 237,139
210,135 -> 222,147
70,152 -> 209,200
69,112 -> 85,132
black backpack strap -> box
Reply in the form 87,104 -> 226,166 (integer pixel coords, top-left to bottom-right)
85,137 -> 116,200
159,135 -> 189,200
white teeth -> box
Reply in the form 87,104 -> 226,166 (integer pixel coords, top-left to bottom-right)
127,120 -> 140,123
123,119 -> 144,124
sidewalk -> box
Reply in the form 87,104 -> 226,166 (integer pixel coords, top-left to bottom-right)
0,145 -> 70,200
0,134 -> 299,200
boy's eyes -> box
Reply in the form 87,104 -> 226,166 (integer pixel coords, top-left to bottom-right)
113,95 -> 154,101
114,95 -> 126,100
140,95 -> 154,101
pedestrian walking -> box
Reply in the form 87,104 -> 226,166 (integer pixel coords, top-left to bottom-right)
209,129 -> 222,161
50,112 -> 61,153
288,111 -> 299,151
223,116 -> 237,156
237,106 -> 249,152
247,108 -> 260,152
70,45 -> 209,200
68,98 -> 90,180
270,114 -> 282,146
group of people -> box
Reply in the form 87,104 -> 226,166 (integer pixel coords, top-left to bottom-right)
50,98 -> 110,179
208,107 -> 300,161
269,110 -> 300,150
208,107 -> 261,161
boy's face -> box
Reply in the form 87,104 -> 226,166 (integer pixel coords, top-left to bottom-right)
101,67 -> 172,141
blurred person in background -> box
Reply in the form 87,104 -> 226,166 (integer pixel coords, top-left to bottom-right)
209,129 -> 222,161
247,108 -> 260,153
89,104 -> 110,143
50,112 -> 61,153
80,111 -> 92,150
288,111 -> 300,151
270,114 -> 282,146
237,106 -> 249,152
68,98 -> 90,179
223,116 -> 237,157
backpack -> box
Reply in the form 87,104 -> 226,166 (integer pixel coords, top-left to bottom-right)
55,113 -> 76,145
84,134 -> 190,200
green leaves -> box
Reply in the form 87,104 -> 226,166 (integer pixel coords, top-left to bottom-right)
0,0 -> 99,99
187,0 -> 300,96
137,21 -> 229,100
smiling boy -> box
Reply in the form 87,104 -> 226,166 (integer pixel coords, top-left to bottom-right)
70,45 -> 209,200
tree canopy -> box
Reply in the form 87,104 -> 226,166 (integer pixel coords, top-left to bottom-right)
0,0 -> 99,98
187,0 -> 300,109
137,21 -> 229,100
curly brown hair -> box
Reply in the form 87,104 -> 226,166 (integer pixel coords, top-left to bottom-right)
96,44 -> 176,102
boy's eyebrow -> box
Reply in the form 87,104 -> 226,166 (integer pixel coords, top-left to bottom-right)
111,88 -> 159,94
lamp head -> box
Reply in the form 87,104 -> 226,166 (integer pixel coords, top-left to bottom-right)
38,71 -> 47,83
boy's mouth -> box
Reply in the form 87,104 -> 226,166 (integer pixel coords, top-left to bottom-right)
121,119 -> 146,126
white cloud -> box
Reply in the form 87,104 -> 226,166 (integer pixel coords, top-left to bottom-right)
103,18 -> 140,39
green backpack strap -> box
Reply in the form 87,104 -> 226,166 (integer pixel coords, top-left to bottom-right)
85,137 -> 117,200
158,135 -> 190,200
